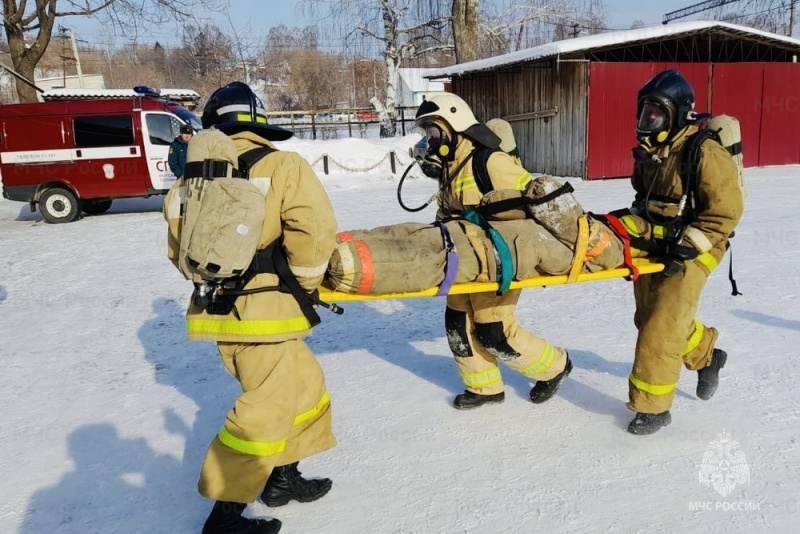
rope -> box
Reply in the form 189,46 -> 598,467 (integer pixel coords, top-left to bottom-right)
309,152 -> 412,174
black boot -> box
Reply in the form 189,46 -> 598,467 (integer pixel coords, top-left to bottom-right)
453,390 -> 505,409
697,349 -> 727,400
627,411 -> 672,435
261,462 -> 332,507
202,501 -> 281,534
530,355 -> 573,404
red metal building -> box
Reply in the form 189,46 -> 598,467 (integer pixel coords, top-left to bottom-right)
428,21 -> 800,179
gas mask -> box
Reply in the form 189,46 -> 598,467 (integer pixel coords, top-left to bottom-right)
636,101 -> 672,146
413,121 -> 456,179
412,136 -> 442,179
633,100 -> 673,163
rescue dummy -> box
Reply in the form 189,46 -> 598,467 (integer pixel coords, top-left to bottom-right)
604,70 -> 744,435
164,81 -> 337,534
326,175 -> 624,294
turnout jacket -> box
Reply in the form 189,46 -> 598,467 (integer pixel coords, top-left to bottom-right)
630,125 -> 745,272
436,137 -> 533,217
164,130 -> 338,342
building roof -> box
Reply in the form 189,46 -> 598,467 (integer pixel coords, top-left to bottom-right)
398,68 -> 446,92
427,20 -> 800,79
40,88 -> 201,103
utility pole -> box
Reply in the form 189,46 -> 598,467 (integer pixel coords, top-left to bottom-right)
67,28 -> 85,88
58,26 -> 85,88
790,0 -> 797,37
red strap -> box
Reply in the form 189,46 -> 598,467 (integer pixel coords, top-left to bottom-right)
600,214 -> 640,282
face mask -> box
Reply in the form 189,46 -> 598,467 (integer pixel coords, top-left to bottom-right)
636,101 -> 671,145
412,136 -> 443,179
413,123 -> 454,179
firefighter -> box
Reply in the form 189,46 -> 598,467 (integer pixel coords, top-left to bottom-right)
414,93 -> 572,409
617,70 -> 744,435
168,124 -> 193,178
164,82 -> 337,533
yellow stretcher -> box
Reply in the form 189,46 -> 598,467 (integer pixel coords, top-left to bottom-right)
319,257 -> 664,302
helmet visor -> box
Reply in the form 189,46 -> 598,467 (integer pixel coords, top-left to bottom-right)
637,102 -> 668,135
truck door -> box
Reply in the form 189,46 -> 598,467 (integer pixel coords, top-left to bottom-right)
141,112 -> 184,191
72,114 -> 148,197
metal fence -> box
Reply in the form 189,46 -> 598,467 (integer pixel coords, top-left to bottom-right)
265,106 -> 420,140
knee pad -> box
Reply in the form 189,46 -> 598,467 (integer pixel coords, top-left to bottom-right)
475,321 -> 520,361
445,307 -> 472,357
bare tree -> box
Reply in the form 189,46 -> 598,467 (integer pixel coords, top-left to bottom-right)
300,0 -> 452,137
713,0 -> 798,35
452,0 -> 479,62
481,0 -> 607,55
1,0 -> 224,102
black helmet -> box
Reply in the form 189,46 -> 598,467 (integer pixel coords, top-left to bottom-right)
202,81 -> 292,141
636,70 -> 696,143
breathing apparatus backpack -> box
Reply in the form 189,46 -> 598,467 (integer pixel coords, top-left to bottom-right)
675,114 -> 745,295
678,114 -> 746,220
176,128 -> 342,321
177,128 -> 271,286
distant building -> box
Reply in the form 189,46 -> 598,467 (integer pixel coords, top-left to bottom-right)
396,68 -> 447,108
427,21 -> 800,179
35,74 -> 106,100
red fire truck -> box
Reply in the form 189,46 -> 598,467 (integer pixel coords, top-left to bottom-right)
0,87 -> 201,223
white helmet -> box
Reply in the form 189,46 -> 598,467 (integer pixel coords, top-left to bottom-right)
414,93 -> 478,133
415,93 -> 501,152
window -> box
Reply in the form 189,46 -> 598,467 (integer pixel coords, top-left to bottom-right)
73,115 -> 134,147
146,114 -> 183,146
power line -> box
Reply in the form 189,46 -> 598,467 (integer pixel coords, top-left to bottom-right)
663,0 -> 743,24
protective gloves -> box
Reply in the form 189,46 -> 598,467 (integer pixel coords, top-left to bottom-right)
659,243 -> 699,277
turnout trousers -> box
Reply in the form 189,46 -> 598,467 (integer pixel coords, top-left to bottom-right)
629,261 -> 718,414
198,339 -> 336,503
446,289 -> 567,396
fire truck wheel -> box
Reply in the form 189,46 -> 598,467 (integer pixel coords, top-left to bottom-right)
39,187 -> 80,224
82,199 -> 113,216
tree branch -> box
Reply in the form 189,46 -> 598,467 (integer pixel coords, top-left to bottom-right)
54,0 -> 118,17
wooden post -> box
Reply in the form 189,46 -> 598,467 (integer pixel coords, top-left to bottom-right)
323,154 -> 329,175
390,151 -> 396,174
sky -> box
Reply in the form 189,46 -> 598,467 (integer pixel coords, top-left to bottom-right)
1,133 -> 799,533
61,0 -> 675,50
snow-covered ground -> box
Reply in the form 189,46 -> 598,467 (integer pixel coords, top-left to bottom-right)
1,135 -> 798,534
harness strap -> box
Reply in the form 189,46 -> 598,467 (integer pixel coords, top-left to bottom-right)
727,241 -> 742,296
183,160 -> 232,180
593,213 -> 640,281
475,182 -> 575,218
461,209 -> 514,293
433,222 -> 459,296
567,215 -> 591,283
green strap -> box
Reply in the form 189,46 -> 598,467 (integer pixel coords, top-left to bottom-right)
462,209 -> 513,292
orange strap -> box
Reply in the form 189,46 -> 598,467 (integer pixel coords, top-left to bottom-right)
584,224 -> 612,261
337,232 -> 375,294
597,214 -> 640,281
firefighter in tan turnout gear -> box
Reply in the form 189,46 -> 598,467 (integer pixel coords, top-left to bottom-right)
414,93 -> 573,409
164,82 -> 337,534
615,70 -> 744,435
